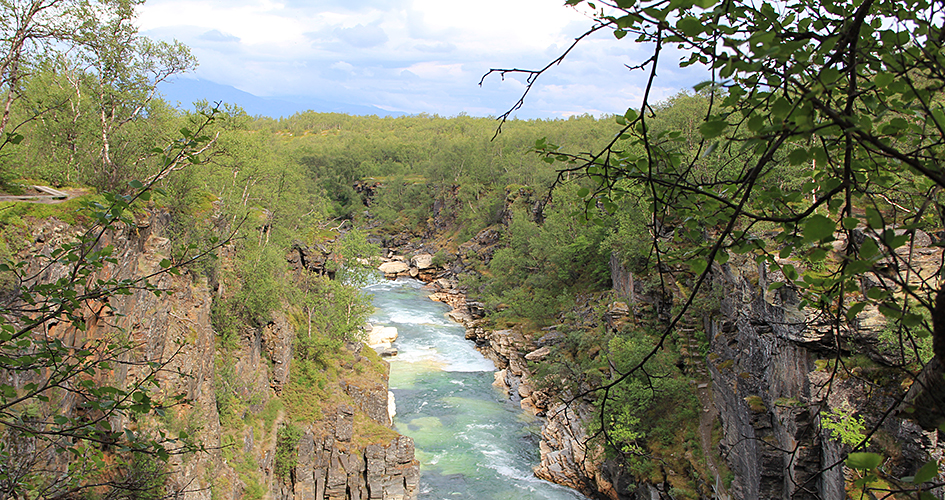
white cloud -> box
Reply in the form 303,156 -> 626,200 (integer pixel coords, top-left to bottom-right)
333,23 -> 389,48
137,0 -> 706,117
330,61 -> 354,72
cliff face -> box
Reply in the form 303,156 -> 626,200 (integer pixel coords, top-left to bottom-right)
706,251 -> 942,499
8,213 -> 417,500
463,323 -> 633,500
283,434 -> 418,500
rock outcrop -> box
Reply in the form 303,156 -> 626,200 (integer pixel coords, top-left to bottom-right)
6,212 -> 418,500
285,435 -> 419,500
705,249 -> 944,499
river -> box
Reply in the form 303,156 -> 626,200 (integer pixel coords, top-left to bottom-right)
365,278 -> 586,500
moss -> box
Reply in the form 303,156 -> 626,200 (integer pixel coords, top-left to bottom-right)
283,380 -> 325,423
744,395 -> 766,412
274,423 -> 303,478
259,398 -> 283,431
351,412 -> 399,448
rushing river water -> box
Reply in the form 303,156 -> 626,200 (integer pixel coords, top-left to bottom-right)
365,278 -> 586,500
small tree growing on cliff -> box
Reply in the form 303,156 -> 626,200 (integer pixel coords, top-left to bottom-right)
0,110 -> 225,498
485,0 -> 945,492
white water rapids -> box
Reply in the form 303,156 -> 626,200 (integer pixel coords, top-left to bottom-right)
364,278 -> 587,500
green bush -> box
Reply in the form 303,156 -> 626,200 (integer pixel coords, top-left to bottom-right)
274,424 -> 304,478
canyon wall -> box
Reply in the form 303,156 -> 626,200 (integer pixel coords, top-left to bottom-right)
8,213 -> 417,499
385,226 -> 944,499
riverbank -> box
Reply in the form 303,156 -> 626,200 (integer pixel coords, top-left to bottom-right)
375,254 -> 628,499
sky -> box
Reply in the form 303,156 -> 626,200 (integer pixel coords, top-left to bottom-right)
137,0 -> 708,118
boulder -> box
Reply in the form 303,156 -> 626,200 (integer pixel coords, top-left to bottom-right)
525,346 -> 552,362
448,308 -> 472,325
368,326 -> 398,345
379,261 -> 409,275
374,346 -> 398,357
411,253 -> 434,269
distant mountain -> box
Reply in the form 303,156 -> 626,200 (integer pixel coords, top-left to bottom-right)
157,78 -> 402,118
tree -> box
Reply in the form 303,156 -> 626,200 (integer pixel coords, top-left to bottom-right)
487,0 -> 945,493
72,7 -> 195,189
0,111 -> 224,498
0,0 -> 132,142
0,0 -> 193,188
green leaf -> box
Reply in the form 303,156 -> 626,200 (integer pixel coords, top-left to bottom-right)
614,29 -> 627,39
128,180 -> 144,189
787,149 -> 808,165
860,237 -> 879,259
715,250 -> 729,264
783,264 -> 798,280
159,259 -> 173,269
699,120 -> 729,138
690,258 -> 708,275
874,72 -> 894,88
577,187 -> 590,198
846,302 -> 866,320
865,208 -> 883,229
803,215 -> 836,242
841,217 -> 859,230
906,459 -> 939,484
846,452 -> 883,470
676,16 -> 702,37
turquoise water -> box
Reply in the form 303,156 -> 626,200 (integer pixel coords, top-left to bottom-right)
365,279 -> 586,500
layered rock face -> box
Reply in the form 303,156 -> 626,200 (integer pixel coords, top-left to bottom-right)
284,434 -> 418,500
706,248 -> 943,500
464,323 -> 633,500
9,214 -> 417,500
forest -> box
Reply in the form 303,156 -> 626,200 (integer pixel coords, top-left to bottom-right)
0,0 -> 943,498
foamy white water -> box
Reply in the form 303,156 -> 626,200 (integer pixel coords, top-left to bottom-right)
365,278 -> 586,500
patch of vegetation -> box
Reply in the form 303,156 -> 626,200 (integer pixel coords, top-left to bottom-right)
744,396 -> 766,413
274,423 -> 304,478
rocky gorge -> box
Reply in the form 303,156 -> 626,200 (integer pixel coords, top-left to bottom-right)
7,193 -> 944,500
375,221 -> 945,499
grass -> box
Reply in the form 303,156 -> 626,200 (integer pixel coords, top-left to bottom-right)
351,412 -> 399,448
744,395 -> 766,412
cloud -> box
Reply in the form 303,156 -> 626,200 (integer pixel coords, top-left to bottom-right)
137,0 -> 708,117
333,23 -> 389,48
414,41 -> 455,53
197,29 -> 240,42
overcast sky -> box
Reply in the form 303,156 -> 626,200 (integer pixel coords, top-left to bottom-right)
138,0 -> 707,118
